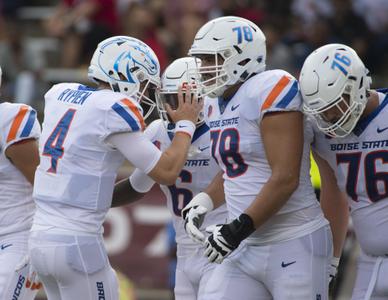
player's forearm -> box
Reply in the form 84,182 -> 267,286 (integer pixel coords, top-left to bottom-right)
321,191 -> 349,257
149,132 -> 191,185
204,171 -> 225,209
244,173 -> 299,228
111,178 -> 146,207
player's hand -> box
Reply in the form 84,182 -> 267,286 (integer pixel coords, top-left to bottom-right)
329,257 -> 340,282
204,214 -> 255,264
166,84 -> 203,124
182,205 -> 208,244
204,224 -> 236,264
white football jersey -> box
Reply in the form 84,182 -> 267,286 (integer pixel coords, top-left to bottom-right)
33,83 -> 145,234
312,90 -> 388,255
143,119 -> 227,245
205,70 -> 327,245
0,102 -> 40,236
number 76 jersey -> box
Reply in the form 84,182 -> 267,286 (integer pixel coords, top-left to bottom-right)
312,90 -> 388,255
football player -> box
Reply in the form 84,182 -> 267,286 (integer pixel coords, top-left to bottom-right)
28,36 -> 202,300
0,66 -> 42,299
182,16 -> 333,300
300,43 -> 388,300
112,57 -> 228,300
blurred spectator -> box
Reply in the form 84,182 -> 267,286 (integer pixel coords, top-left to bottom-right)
44,0 -> 120,68
262,23 -> 295,75
122,2 -> 168,70
0,0 -> 45,105
352,0 -> 388,75
352,0 -> 388,34
291,0 -> 334,27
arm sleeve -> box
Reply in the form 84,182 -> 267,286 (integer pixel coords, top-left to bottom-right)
129,169 -> 155,193
126,120 -> 164,192
106,131 -> 162,174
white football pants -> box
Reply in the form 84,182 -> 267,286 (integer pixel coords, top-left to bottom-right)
28,232 -> 118,300
175,244 -> 217,300
351,250 -> 388,300
0,231 -> 40,300
200,225 -> 332,300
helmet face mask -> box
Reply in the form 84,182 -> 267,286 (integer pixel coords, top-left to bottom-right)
156,57 -> 204,128
193,53 -> 229,98
88,36 -> 161,120
188,16 -> 266,98
300,43 -> 371,138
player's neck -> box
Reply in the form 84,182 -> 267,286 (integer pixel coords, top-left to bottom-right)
222,83 -> 243,101
361,90 -> 379,119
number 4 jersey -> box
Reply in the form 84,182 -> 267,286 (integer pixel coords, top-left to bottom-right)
33,83 -> 146,234
312,89 -> 388,256
0,102 -> 40,236
205,69 -> 328,245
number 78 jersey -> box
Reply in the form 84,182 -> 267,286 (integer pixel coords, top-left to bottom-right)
205,70 -> 320,239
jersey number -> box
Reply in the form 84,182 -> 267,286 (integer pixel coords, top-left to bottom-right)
232,26 -> 253,44
43,109 -> 76,173
168,170 -> 193,216
210,128 -> 247,178
337,151 -> 388,202
331,53 -> 351,76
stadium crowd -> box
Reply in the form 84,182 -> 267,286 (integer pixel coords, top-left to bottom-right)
1,0 -> 388,106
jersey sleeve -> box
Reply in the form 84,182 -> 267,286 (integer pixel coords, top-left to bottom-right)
0,103 -> 40,151
106,97 -> 145,135
242,71 -> 302,122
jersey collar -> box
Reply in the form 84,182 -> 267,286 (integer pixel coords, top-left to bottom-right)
353,91 -> 388,136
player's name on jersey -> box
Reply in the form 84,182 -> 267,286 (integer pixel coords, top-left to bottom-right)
209,117 -> 239,128
184,159 -> 210,167
330,140 -> 388,151
57,88 -> 93,105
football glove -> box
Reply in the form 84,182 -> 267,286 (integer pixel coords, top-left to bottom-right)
183,205 -> 208,244
182,192 -> 214,244
204,213 -> 255,264
329,257 -> 340,282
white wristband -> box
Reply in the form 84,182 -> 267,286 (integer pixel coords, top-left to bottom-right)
175,120 -> 196,139
129,169 -> 155,193
331,257 -> 340,267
